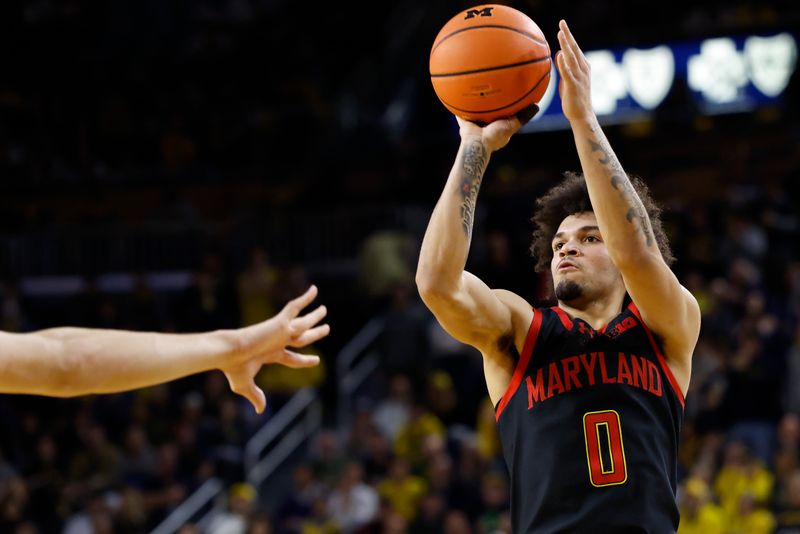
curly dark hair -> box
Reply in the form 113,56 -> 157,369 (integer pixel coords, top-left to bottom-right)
530,172 -> 675,272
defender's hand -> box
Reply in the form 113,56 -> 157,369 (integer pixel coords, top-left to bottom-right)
220,285 -> 329,413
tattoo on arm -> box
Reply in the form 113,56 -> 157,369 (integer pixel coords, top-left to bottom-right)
459,141 -> 488,238
589,139 -> 655,247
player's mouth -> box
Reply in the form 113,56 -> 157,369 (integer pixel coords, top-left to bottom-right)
558,260 -> 579,271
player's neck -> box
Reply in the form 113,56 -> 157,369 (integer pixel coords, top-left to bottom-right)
557,291 -> 626,330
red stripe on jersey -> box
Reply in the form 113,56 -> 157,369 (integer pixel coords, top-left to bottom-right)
552,306 -> 573,330
495,309 -> 543,421
628,302 -> 685,408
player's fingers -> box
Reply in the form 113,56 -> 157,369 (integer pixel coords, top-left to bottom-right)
226,374 -> 267,414
284,285 -> 318,317
278,350 -> 321,369
289,324 -> 330,348
560,20 -> 590,72
555,51 -> 573,81
557,29 -> 581,74
290,305 -> 327,333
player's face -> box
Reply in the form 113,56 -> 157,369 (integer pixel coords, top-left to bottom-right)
550,212 -> 622,303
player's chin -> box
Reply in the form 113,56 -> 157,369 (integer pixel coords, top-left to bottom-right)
554,269 -> 580,282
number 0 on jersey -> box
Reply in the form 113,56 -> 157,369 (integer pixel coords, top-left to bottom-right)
583,410 -> 628,487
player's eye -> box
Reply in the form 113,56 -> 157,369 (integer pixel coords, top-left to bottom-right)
584,235 -> 600,243
553,242 -> 564,251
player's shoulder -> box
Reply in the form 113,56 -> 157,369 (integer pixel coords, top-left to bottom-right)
491,289 -> 536,333
491,288 -> 531,313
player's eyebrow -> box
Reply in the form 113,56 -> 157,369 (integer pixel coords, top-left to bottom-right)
552,225 -> 600,241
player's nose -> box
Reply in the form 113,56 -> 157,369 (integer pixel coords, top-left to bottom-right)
559,240 -> 581,257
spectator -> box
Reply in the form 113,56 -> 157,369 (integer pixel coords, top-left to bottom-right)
725,491 -> 776,534
376,456 -> 427,521
207,482 -> 257,534
309,430 -> 346,487
276,462 -> 325,533
371,373 -> 413,443
443,510 -> 473,534
409,492 -> 446,533
237,247 -> 279,327
393,403 -> 445,469
775,470 -> 800,532
327,462 -> 378,533
476,471 -> 510,534
714,440 -> 774,517
677,477 -> 725,534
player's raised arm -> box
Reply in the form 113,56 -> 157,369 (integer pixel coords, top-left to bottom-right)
0,285 -> 329,414
416,116 -> 526,355
555,20 -> 700,385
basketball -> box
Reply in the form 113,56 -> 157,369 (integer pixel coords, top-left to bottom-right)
429,4 -> 551,124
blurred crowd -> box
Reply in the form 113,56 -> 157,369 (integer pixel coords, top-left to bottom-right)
0,0 -> 798,533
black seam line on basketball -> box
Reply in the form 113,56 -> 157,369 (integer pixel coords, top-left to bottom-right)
432,24 -> 549,53
431,56 -> 549,78
439,60 -> 550,114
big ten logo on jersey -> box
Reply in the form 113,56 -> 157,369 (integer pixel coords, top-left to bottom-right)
605,317 -> 636,339
464,6 -> 494,19
576,316 -> 635,339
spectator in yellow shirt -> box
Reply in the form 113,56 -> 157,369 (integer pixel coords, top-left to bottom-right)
376,457 -> 428,521
677,477 -> 725,534
725,492 -> 776,534
714,440 -> 774,517
394,403 -> 445,468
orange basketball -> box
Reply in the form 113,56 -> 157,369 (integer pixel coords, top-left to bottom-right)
429,4 -> 551,124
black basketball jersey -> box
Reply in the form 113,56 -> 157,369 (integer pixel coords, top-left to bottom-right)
495,302 -> 685,534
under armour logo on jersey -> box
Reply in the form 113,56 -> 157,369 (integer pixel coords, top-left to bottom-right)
464,7 -> 494,19
577,321 -> 596,338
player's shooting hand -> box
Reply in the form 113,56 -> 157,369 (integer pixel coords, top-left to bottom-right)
456,115 -> 522,153
220,285 -> 329,413
555,20 -> 594,123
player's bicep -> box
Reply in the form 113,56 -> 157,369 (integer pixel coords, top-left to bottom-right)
419,270 -> 512,350
619,255 -> 701,355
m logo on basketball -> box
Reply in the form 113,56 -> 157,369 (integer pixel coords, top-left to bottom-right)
464,7 -> 494,19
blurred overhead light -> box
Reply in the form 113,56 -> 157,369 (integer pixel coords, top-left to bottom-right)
623,46 -> 675,110
687,38 -> 748,104
744,33 -> 798,97
587,50 -> 628,115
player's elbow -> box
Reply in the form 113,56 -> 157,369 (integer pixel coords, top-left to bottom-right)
415,264 -> 455,304
415,270 -> 441,304
44,339 -> 92,397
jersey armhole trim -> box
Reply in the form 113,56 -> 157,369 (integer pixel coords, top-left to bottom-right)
628,302 -> 685,408
495,308 -> 543,422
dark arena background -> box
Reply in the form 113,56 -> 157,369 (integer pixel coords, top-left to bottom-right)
0,1 -> 799,533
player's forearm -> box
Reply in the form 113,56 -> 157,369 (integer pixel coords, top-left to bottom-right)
0,328 -> 233,396
570,116 -> 659,264
416,137 -> 490,294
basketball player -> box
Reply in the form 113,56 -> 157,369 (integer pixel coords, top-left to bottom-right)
0,284 -> 328,414
416,20 -> 700,532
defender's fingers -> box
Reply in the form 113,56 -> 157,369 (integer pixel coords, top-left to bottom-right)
290,305 -> 327,332
284,285 -> 318,317
228,377 -> 266,414
289,324 -> 331,348
278,350 -> 321,369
